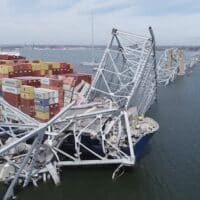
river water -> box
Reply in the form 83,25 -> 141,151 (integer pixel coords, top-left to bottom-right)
1,48 -> 200,200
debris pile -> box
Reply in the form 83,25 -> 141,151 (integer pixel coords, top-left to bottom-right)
157,48 -> 186,85
0,27 -> 159,200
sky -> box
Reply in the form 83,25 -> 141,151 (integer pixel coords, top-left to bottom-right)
0,0 -> 200,45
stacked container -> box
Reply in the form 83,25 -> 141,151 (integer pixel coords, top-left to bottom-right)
51,63 -> 73,75
41,77 -> 64,108
0,55 -> 25,60
0,54 -> 93,122
58,74 -> 92,106
46,62 -> 60,76
73,79 -> 91,102
0,60 -> 14,65
34,88 -> 59,122
32,62 -> 50,76
2,78 -> 21,107
62,77 -> 75,105
0,65 -> 14,78
16,77 -> 41,88
20,85 -> 35,117
9,63 -> 32,78
0,59 -> 74,79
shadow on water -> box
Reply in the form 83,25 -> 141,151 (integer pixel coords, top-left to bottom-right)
2,165 -> 161,200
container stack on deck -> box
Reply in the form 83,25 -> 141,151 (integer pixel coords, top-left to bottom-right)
9,63 -> 33,78
0,55 -> 73,78
34,88 -> 59,122
0,54 -> 92,122
41,77 -> 64,108
2,78 -> 21,107
16,77 -> 41,88
32,61 -> 50,76
0,65 -> 14,78
20,85 -> 35,117
58,74 -> 92,105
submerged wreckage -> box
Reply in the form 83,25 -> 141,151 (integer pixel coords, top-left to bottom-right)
0,27 -> 159,199
157,48 -> 186,85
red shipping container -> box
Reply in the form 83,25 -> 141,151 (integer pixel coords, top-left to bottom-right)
50,79 -> 63,88
12,63 -> 32,71
20,98 -> 35,117
32,70 -> 46,77
15,77 -> 41,88
21,99 -> 34,107
0,74 -> 9,78
52,69 -> 58,75
0,55 -> 25,60
20,106 -> 35,117
61,73 -> 92,87
3,92 -> 20,107
12,70 -> 32,77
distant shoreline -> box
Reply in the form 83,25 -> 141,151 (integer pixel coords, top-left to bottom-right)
0,45 -> 200,51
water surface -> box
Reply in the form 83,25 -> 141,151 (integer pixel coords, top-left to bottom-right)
1,49 -> 200,200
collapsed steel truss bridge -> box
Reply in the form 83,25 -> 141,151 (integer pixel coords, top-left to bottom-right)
0,27 -> 159,200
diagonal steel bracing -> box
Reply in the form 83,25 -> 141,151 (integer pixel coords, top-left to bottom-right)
87,27 -> 157,115
0,27 -> 159,200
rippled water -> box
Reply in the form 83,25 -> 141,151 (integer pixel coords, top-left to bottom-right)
1,48 -> 200,200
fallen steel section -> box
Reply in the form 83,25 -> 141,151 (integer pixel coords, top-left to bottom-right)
0,27 -> 159,200
187,53 -> 200,68
157,48 -> 186,85
87,27 -> 157,115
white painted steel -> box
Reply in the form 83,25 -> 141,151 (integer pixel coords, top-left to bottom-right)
0,28 -> 159,200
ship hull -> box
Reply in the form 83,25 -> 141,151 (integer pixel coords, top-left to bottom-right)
1,125 -> 154,161
60,133 -> 154,161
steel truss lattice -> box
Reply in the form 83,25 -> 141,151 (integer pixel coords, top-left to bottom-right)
187,53 -> 200,68
0,27 -> 159,200
87,27 -> 157,115
157,48 -> 186,86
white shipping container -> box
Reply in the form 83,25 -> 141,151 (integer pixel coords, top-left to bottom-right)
63,84 -> 73,91
34,88 -> 50,99
41,78 -> 50,85
47,91 -> 53,98
64,90 -> 73,97
50,90 -> 58,98
34,88 -> 58,99
49,97 -> 59,105
2,78 -> 21,88
2,86 -> 21,94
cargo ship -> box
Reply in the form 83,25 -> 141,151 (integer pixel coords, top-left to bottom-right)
0,54 -> 90,120
0,28 -> 159,200
0,53 -> 158,156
